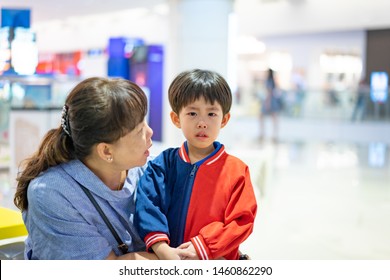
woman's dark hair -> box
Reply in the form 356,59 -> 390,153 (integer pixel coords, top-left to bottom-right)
168,69 -> 232,115
14,77 -> 148,210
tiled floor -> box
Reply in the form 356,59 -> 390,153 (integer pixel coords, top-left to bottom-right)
1,116 -> 390,259
238,141 -> 390,259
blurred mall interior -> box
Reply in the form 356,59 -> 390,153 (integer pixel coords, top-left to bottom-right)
0,0 -> 389,260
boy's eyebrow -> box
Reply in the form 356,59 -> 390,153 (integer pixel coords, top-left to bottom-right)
186,105 -> 220,111
186,105 -> 199,110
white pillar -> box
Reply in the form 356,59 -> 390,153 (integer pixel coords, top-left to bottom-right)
163,0 -> 234,146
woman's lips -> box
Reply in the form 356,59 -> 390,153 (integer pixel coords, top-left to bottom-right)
145,141 -> 153,156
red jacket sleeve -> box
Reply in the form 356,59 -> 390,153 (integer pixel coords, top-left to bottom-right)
190,166 -> 257,260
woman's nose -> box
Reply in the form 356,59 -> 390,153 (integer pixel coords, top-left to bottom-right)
147,124 -> 153,138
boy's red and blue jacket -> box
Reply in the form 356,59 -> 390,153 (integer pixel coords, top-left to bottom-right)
134,141 -> 257,260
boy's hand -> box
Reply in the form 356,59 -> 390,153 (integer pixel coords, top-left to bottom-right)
151,241 -> 181,260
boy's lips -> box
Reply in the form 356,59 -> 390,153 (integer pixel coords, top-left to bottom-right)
195,134 -> 209,140
196,132 -> 208,138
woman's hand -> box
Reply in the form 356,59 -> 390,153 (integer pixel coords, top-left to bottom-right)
177,241 -> 198,260
106,250 -> 158,260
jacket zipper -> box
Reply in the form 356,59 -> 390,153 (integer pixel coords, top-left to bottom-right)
190,164 -> 197,177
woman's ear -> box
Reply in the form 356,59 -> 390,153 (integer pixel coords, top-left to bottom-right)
170,111 -> 181,128
221,112 -> 231,128
96,143 -> 114,163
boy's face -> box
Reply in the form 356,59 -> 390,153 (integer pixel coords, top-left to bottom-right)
170,97 -> 230,151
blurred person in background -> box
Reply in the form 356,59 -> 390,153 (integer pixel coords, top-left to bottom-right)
351,78 -> 369,122
259,68 -> 282,143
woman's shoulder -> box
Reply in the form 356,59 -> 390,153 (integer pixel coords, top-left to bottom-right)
30,164 -> 68,188
27,162 -> 79,205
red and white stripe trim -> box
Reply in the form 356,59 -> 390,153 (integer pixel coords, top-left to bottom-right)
206,150 -> 225,165
145,233 -> 169,250
192,236 -> 209,260
179,143 -> 226,166
180,145 -> 190,163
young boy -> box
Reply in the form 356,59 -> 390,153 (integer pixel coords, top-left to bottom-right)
134,69 -> 257,260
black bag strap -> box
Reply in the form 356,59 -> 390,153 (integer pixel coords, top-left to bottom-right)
78,184 -> 129,255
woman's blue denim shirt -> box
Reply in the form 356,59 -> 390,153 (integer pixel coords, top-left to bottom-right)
23,159 -> 145,259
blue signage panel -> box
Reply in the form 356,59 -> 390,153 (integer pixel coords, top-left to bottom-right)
1,8 -> 30,28
370,71 -> 388,103
130,45 -> 164,141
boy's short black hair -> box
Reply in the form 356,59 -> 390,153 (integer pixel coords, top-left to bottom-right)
168,69 -> 232,115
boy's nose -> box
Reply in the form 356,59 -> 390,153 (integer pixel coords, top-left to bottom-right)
197,121 -> 207,129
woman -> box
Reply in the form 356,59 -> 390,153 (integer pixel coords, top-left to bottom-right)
14,77 -> 156,260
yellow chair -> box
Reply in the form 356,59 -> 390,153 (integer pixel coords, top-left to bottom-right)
0,207 -> 27,259
0,207 -> 27,240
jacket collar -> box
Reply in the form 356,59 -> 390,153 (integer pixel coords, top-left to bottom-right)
179,141 -> 226,166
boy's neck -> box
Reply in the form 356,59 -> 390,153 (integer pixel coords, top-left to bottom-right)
187,143 -> 215,164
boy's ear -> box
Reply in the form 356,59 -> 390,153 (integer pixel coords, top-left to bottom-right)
170,111 -> 181,128
221,112 -> 231,128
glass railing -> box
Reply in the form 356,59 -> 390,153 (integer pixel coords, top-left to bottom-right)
254,87 -> 390,122
0,99 -> 10,144
0,75 -> 80,144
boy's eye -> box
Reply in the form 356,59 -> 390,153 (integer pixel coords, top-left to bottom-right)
209,113 -> 217,117
188,112 -> 197,116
